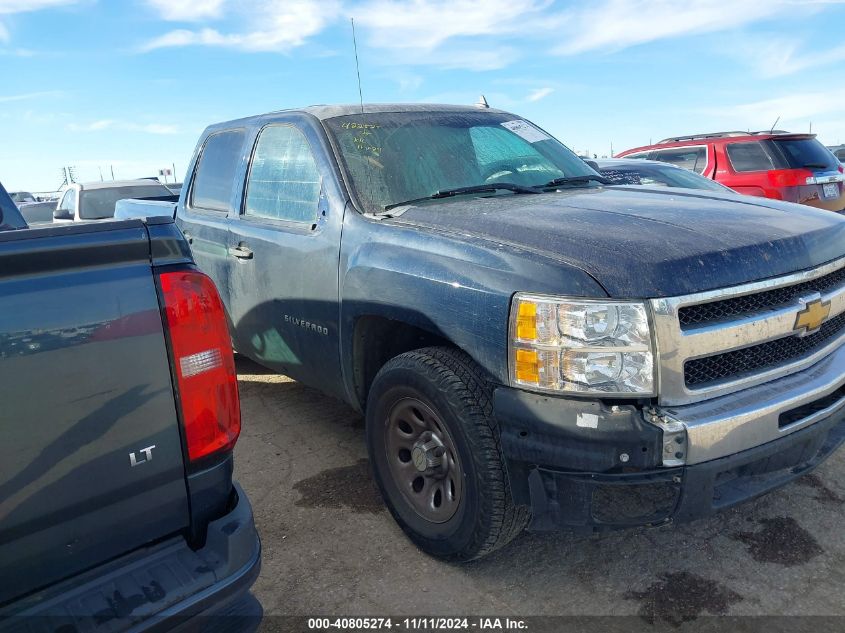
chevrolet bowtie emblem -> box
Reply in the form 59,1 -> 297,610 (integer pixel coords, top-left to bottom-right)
794,298 -> 831,335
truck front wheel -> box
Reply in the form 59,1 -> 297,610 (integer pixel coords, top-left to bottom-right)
365,347 -> 529,560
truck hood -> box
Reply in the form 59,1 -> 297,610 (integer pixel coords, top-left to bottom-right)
386,186 -> 845,297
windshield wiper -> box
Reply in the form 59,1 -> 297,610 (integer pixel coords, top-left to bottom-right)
541,175 -> 611,188
383,183 -> 540,211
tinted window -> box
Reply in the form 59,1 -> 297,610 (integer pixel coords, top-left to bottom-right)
244,126 -> 321,224
726,142 -> 775,172
324,111 -> 595,214
79,184 -> 172,219
653,147 -> 707,172
623,151 -> 651,160
835,148 -> 845,161
191,129 -> 246,212
773,138 -> 838,171
599,163 -> 729,192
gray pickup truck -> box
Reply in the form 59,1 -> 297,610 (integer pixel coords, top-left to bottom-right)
0,182 -> 260,629
127,104 -> 845,561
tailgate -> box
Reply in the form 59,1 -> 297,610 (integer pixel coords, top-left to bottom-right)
0,223 -> 189,605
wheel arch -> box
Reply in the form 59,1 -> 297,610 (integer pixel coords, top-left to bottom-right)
349,315 -> 458,412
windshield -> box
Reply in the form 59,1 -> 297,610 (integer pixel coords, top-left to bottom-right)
773,138 -> 839,171
323,111 -> 598,213
600,163 -> 730,192
79,184 -> 171,219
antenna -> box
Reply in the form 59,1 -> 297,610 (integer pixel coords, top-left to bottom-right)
770,115 -> 780,133
475,95 -> 489,108
351,18 -> 364,114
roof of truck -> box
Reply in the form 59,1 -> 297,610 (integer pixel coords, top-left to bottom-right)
208,103 -> 510,129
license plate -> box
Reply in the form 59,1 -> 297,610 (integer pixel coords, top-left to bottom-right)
823,182 -> 839,199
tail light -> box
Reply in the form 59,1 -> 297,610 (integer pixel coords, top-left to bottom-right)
158,270 -> 240,462
767,168 -> 814,188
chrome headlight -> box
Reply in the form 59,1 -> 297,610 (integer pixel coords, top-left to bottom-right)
509,294 -> 655,396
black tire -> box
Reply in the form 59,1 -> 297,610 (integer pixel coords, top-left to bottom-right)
365,346 -> 529,560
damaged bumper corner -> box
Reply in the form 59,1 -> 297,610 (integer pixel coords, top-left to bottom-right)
494,386 -> 845,532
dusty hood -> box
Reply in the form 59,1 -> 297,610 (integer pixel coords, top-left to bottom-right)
386,186 -> 845,298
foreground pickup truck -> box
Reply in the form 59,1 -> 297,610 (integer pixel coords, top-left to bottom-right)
131,104 -> 845,560
0,182 -> 260,629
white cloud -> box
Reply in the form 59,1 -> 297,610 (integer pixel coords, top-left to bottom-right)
146,0 -> 225,21
703,90 -> 845,133
739,37 -> 845,77
0,0 -> 79,13
0,90 -> 64,102
352,0 -> 549,51
552,0 -> 802,55
729,91 -> 845,122
136,0 -> 845,75
527,87 -> 553,102
142,0 -> 339,52
0,0 -> 80,47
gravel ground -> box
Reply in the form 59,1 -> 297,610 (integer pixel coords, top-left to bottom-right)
232,357 -> 845,625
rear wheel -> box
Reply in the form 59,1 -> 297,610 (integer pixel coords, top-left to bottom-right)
366,347 -> 529,560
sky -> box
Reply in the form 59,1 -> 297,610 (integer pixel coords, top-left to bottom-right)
1,0 -> 844,192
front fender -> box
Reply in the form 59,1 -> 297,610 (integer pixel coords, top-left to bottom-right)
338,211 -> 608,395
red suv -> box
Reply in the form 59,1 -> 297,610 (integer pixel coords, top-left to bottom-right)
617,131 -> 845,212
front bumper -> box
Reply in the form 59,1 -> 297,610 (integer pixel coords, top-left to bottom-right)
495,386 -> 845,532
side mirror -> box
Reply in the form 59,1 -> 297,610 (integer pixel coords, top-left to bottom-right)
585,160 -> 600,171
53,208 -> 73,221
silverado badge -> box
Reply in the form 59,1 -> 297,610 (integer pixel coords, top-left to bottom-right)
794,297 -> 831,336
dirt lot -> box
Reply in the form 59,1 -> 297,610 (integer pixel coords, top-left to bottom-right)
232,357 -> 845,623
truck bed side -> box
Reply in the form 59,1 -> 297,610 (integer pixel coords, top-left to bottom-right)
0,220 -> 189,605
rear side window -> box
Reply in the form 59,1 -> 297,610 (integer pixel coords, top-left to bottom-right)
772,138 -> 838,171
726,142 -> 775,172
653,147 -> 707,173
191,129 -> 246,212
244,125 -> 321,224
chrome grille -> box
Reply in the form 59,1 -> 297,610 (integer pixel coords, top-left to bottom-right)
678,266 -> 845,328
650,256 -> 845,406
684,311 -> 845,387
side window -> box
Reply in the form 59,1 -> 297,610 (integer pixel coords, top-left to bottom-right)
244,125 -> 321,224
653,147 -> 707,173
624,151 -> 651,160
191,129 -> 246,212
833,148 -> 845,162
58,190 -> 76,212
726,142 -> 775,172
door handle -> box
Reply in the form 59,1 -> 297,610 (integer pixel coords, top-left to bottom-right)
228,245 -> 254,260
183,231 -> 193,244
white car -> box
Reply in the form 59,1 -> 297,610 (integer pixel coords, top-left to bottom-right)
53,180 -> 173,223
